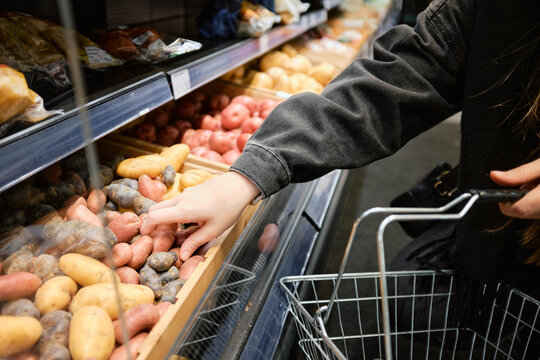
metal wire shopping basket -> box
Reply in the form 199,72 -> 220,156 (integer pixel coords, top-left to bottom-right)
280,190 -> 540,360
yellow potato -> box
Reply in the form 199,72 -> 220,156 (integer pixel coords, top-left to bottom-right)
34,275 -> 78,314
59,253 -> 120,286
69,306 -> 115,360
287,55 -> 312,74
259,51 -> 289,72
138,154 -> 169,169
160,143 -> 190,172
250,72 -> 274,90
309,62 -> 336,86
116,157 -> 162,179
180,169 -> 213,191
0,316 -> 42,357
281,44 -> 298,57
69,283 -> 154,320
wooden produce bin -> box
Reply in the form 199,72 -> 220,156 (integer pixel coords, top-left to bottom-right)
96,138 -> 259,360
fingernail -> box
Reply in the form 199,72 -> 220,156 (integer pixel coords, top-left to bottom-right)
181,251 -> 190,260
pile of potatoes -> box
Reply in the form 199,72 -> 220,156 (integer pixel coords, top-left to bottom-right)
221,44 -> 337,94
131,90 -> 281,165
0,144 -> 219,360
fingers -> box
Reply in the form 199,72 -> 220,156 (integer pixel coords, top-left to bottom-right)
148,197 -> 179,211
499,185 -> 540,219
490,158 -> 540,186
179,224 -> 219,261
140,204 -> 189,235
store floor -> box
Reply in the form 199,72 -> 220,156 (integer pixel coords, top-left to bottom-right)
289,114 -> 461,359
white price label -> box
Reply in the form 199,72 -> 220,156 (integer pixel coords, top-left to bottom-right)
171,70 -> 191,99
259,34 -> 269,53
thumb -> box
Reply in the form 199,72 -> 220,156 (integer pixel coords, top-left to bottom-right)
179,225 -> 219,261
490,158 -> 540,187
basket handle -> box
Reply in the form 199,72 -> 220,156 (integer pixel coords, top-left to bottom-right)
320,189 -> 527,360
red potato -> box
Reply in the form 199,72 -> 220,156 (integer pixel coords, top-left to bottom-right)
209,131 -> 233,154
132,121 -> 157,142
201,150 -> 225,163
231,95 -> 258,115
11,352 -> 38,360
221,103 -> 250,130
108,212 -> 142,243
181,129 -> 201,149
113,243 -> 133,267
151,225 -> 176,253
156,126 -> 180,147
138,175 -> 163,202
195,238 -> 216,256
109,332 -> 148,360
188,90 -> 206,104
39,163 -> 63,184
198,114 -> 218,131
128,235 -> 154,269
156,302 -> 171,317
0,272 -> 42,301
67,204 -> 103,227
168,248 -> 184,268
222,149 -> 242,165
258,99 -> 280,112
195,129 -> 213,147
174,99 -> 198,120
114,303 -> 160,343
179,255 -> 205,280
147,106 -> 171,128
104,210 -> 122,225
241,116 -> 264,134
152,179 -> 168,195
260,107 -> 273,119
116,266 -> 139,284
171,119 -> 192,133
59,195 -> 87,218
258,223 -> 280,253
236,133 -> 251,152
208,94 -> 230,110
175,225 -> 200,247
190,146 -> 208,156
87,189 -> 106,214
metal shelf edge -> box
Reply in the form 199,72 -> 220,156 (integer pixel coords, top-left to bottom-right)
166,9 -> 328,99
0,73 -> 172,193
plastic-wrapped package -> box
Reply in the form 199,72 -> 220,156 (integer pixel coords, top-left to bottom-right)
93,27 -> 202,63
237,1 -> 281,37
274,0 -> 310,25
0,65 -> 62,137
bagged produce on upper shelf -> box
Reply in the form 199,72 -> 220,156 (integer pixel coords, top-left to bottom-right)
92,27 -> 202,63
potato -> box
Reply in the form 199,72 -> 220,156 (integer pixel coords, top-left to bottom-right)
138,175 -> 163,202
108,212 -> 142,243
159,265 -> 180,285
1,298 -> 40,319
116,158 -> 163,179
104,184 -> 156,216
161,279 -> 184,304
309,62 -> 336,86
34,276 -> 78,314
39,344 -> 70,360
109,332 -> 148,360
139,264 -> 163,299
3,246 -> 33,274
37,310 -> 71,356
70,283 -> 154,319
290,72 -> 310,93
0,272 -> 42,301
114,303 -> 159,343
301,77 -> 324,93
274,74 -> 292,93
151,225 -> 176,253
128,235 -> 153,269
287,55 -> 312,74
221,103 -> 250,130
266,66 -> 287,83
160,143 -> 190,172
179,255 -> 205,280
160,165 -> 176,188
147,252 -> 176,272
249,72 -> 274,89
138,154 -> 169,170
59,253 -> 120,286
87,189 -> 107,214
281,43 -> 297,57
132,121 -> 156,142
69,306 -> 115,360
116,266 -> 139,284
33,254 -> 63,281
259,51 -> 289,72
66,204 -> 103,227
163,172 -> 182,201
112,243 -> 133,267
0,316 -> 42,357
180,169 -> 214,191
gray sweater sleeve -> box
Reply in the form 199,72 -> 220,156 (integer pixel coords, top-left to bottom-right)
231,0 -> 473,198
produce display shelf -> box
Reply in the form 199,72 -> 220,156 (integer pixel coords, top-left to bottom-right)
166,9 -> 328,99
0,72 -> 172,193
323,0 -> 343,10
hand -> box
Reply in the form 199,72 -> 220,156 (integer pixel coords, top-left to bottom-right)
490,158 -> 540,219
140,171 -> 260,261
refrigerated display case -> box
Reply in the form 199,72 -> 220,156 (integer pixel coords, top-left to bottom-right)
0,0 -> 399,358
